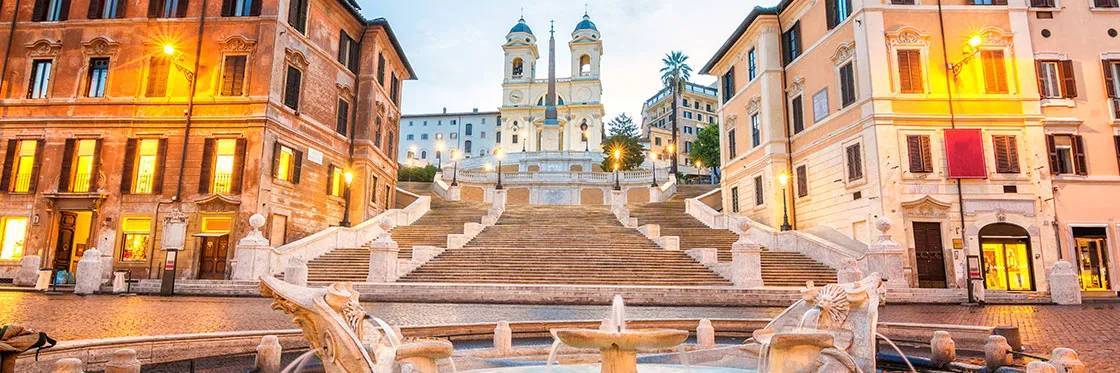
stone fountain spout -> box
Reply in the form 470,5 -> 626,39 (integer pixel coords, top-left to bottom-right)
552,295 -> 688,373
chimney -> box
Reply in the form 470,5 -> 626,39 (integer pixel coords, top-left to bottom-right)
442,107 -> 447,114
473,108 -> 479,113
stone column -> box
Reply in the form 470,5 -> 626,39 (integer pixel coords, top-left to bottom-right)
696,319 -> 715,348
862,218 -> 908,288
730,234 -> 763,288
104,348 -> 141,373
494,321 -> 512,355
232,214 -> 273,281
367,235 -> 400,283
255,335 -> 283,373
283,257 -> 308,287
13,255 -> 41,286
74,248 -> 104,295
1047,261 -> 1081,305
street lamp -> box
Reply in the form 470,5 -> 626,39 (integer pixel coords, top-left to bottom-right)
778,172 -> 792,231
494,148 -> 506,190
435,140 -> 445,169
341,169 -> 354,227
649,152 -> 659,187
612,147 -> 623,191
451,148 -> 461,186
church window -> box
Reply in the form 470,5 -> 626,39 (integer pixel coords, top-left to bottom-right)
512,58 -> 524,78
579,55 -> 591,76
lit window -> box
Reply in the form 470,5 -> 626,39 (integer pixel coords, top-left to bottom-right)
0,216 -> 28,260
120,217 -> 152,262
69,139 -> 98,193
981,50 -> 1009,94
133,139 -> 160,194
328,166 -> 344,197
9,140 -> 38,193
212,139 -> 237,193
274,144 -> 297,182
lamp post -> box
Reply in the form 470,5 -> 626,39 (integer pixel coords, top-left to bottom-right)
435,140 -> 445,169
341,169 -> 354,227
612,147 -> 622,191
494,148 -> 505,190
649,152 -> 659,187
451,149 -> 461,186
695,160 -> 704,184
778,173 -> 792,231
666,142 -> 676,177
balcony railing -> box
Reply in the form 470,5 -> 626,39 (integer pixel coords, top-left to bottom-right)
212,173 -> 233,194
70,173 -> 91,193
12,172 -> 32,193
442,169 -> 666,186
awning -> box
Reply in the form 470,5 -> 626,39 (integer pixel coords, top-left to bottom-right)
192,232 -> 230,237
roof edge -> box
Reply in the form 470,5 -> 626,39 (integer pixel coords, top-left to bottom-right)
699,6 -> 779,75
367,17 -> 418,80
402,110 -> 502,118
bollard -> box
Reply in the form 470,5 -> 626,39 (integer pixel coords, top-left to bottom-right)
984,335 -> 1013,371
52,358 -> 84,373
494,321 -> 512,355
104,348 -> 141,373
992,326 -> 1021,351
1026,361 -> 1059,373
696,319 -> 715,348
1048,347 -> 1086,373
929,331 -> 956,367
255,335 -> 282,373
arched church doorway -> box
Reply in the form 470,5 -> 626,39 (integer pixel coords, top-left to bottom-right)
979,223 -> 1035,291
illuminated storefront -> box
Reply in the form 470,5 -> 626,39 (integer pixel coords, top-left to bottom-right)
979,223 -> 1035,291
0,216 -> 28,260
1072,227 -> 1109,291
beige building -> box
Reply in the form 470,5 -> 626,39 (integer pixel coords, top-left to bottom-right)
640,82 -> 719,175
703,0 -> 1071,292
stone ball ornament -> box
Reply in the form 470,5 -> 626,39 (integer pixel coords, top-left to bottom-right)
875,217 -> 891,233
249,213 -> 266,230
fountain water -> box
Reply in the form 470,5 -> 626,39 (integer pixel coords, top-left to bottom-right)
550,295 -> 690,373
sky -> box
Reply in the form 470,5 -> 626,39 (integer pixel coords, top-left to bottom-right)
359,0 -> 771,121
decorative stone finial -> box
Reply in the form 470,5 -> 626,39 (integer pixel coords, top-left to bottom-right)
250,213 -> 266,229
875,217 -> 891,234
1048,347 -> 1086,373
984,335 -> 1014,370
930,331 -> 957,367
240,213 -> 269,245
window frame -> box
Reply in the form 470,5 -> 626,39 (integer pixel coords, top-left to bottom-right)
753,175 -> 764,206
795,164 -> 809,198
27,59 -> 54,99
905,134 -> 934,174
991,134 -> 1021,174
980,49 -> 1011,94
1034,59 -> 1076,100
336,98 -> 350,136
0,216 -> 30,261
219,54 -> 249,97
118,216 -> 154,263
86,57 -> 110,98
747,47 -> 757,81
283,64 -> 303,111
287,0 -> 309,33
843,140 -> 865,184
272,142 -> 301,183
750,112 -> 761,148
895,48 -> 927,94
838,60 -> 857,108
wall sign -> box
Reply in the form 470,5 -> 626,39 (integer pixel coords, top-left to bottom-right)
306,148 -> 324,165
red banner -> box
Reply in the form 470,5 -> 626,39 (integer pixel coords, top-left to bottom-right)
944,129 -> 987,179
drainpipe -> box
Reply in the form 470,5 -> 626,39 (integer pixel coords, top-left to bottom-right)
172,0 -> 209,202
775,16 -> 797,230
0,0 -> 23,99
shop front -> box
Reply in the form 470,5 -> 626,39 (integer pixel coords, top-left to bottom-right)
194,214 -> 234,280
979,223 -> 1035,291
1072,226 -> 1110,291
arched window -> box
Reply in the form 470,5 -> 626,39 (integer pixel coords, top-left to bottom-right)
512,58 -> 524,78
421,151 -> 427,159
579,54 -> 591,76
465,123 -> 473,136
435,151 -> 441,159
464,140 -> 473,153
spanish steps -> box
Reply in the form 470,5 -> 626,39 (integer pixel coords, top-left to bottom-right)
397,204 -> 733,286
627,184 -> 837,287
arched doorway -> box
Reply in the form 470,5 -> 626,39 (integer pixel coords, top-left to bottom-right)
979,223 -> 1035,291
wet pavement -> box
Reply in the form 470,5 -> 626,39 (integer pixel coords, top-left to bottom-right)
2,291 -> 1117,371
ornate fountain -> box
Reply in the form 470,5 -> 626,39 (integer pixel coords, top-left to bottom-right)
551,295 -> 690,373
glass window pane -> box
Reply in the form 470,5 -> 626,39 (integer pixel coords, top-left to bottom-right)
0,217 -> 28,260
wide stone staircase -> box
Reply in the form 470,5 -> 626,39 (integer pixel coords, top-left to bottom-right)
629,185 -> 837,287
398,204 -> 733,286
306,185 -> 489,283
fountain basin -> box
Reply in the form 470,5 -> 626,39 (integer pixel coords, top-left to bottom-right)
471,364 -> 751,372
553,329 -> 689,350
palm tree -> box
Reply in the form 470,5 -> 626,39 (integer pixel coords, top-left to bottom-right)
660,51 -> 692,176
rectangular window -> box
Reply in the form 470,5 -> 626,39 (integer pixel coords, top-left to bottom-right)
130,139 -> 163,194
791,95 -> 805,134
897,49 -> 924,93
796,165 -> 808,197
1035,60 -> 1075,99
5,140 -> 41,193
747,48 -> 757,80
827,0 -> 852,29
727,129 -> 737,159
327,165 -> 344,197
1095,0 -> 1119,7
906,135 -> 933,173
220,0 -> 258,16
992,135 -> 1020,173
377,53 -> 386,85
1105,60 -> 1120,119
1030,0 -> 1055,6
33,0 -> 70,21
730,186 -> 740,213
64,139 -> 99,193
28,60 -> 52,99
147,0 -> 187,18
211,139 -> 238,193
754,175 -> 764,205
1047,134 -> 1085,175
973,0 -> 1009,4
273,143 -> 300,183
120,217 -> 152,262
88,0 -> 124,19
287,0 -> 308,32
981,50 -> 1009,94
86,58 -> 109,97
370,175 -> 379,203
390,73 -> 400,105
284,66 -> 302,110
221,55 -> 247,96
845,143 -> 863,181
750,113 -> 761,147
721,68 -> 735,102
781,22 -> 801,66
338,31 -> 359,72
839,62 -> 856,107
146,57 -> 169,97
0,217 -> 29,260
336,99 -> 350,136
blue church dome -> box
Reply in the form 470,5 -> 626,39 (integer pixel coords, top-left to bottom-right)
574,15 -> 597,32
509,18 -> 533,34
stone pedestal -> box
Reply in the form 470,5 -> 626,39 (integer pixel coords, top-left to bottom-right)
446,185 -> 461,201
696,319 -> 715,348
863,218 -> 908,288
492,189 -> 508,209
104,348 -> 141,373
494,321 -> 512,355
657,236 -> 679,251
1048,261 -> 1081,305
367,236 -> 400,283
837,258 -> 863,284
730,240 -> 763,288
283,257 -> 308,287
74,248 -> 103,295
255,335 -> 282,373
638,224 -> 660,239
112,272 -> 127,294
13,255 -> 40,286
53,358 -> 84,373
411,246 -> 441,263
686,248 -> 717,265
610,190 -> 626,207
232,214 -> 273,281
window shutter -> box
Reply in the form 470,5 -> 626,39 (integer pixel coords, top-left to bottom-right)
88,0 -> 103,19
1060,60 -> 1077,98
153,138 -> 167,194
826,0 -> 838,29
992,0 -> 1007,4
114,0 -> 126,18
348,40 -> 360,72
796,165 -> 808,197
220,0 -> 233,16
337,32 -> 348,65
326,165 -> 335,195
198,138 -> 214,194
32,0 -> 48,21
147,57 -> 169,97
220,57 -> 235,96
58,139 -> 75,192
898,50 -> 912,93
847,145 -> 863,180
120,138 -> 137,193
284,67 -> 301,110
175,0 -> 188,17
907,136 -> 923,172
0,140 -> 16,192
147,0 -> 160,17
1114,135 -> 1120,174
292,150 -> 303,184
231,138 -> 246,193
28,140 -> 44,193
58,0 -> 71,20
249,0 -> 260,15
87,139 -> 102,190
1073,135 -> 1088,175
1006,136 -> 1020,173
1103,61 -> 1117,98
1046,135 -> 1058,174
271,143 -> 282,179
1034,60 -> 1046,97
994,136 -> 1011,173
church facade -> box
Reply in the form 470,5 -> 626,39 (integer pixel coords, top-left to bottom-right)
497,16 -> 605,154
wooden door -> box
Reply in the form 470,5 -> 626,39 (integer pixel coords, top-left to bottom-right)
913,222 -> 947,288
198,235 -> 229,279
52,212 -> 77,271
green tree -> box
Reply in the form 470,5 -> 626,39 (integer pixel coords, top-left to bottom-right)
397,165 -> 438,182
600,134 -> 645,171
606,113 -> 639,138
690,124 -> 721,182
659,51 -> 692,176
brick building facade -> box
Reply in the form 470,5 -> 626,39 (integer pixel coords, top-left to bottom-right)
0,0 -> 414,280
